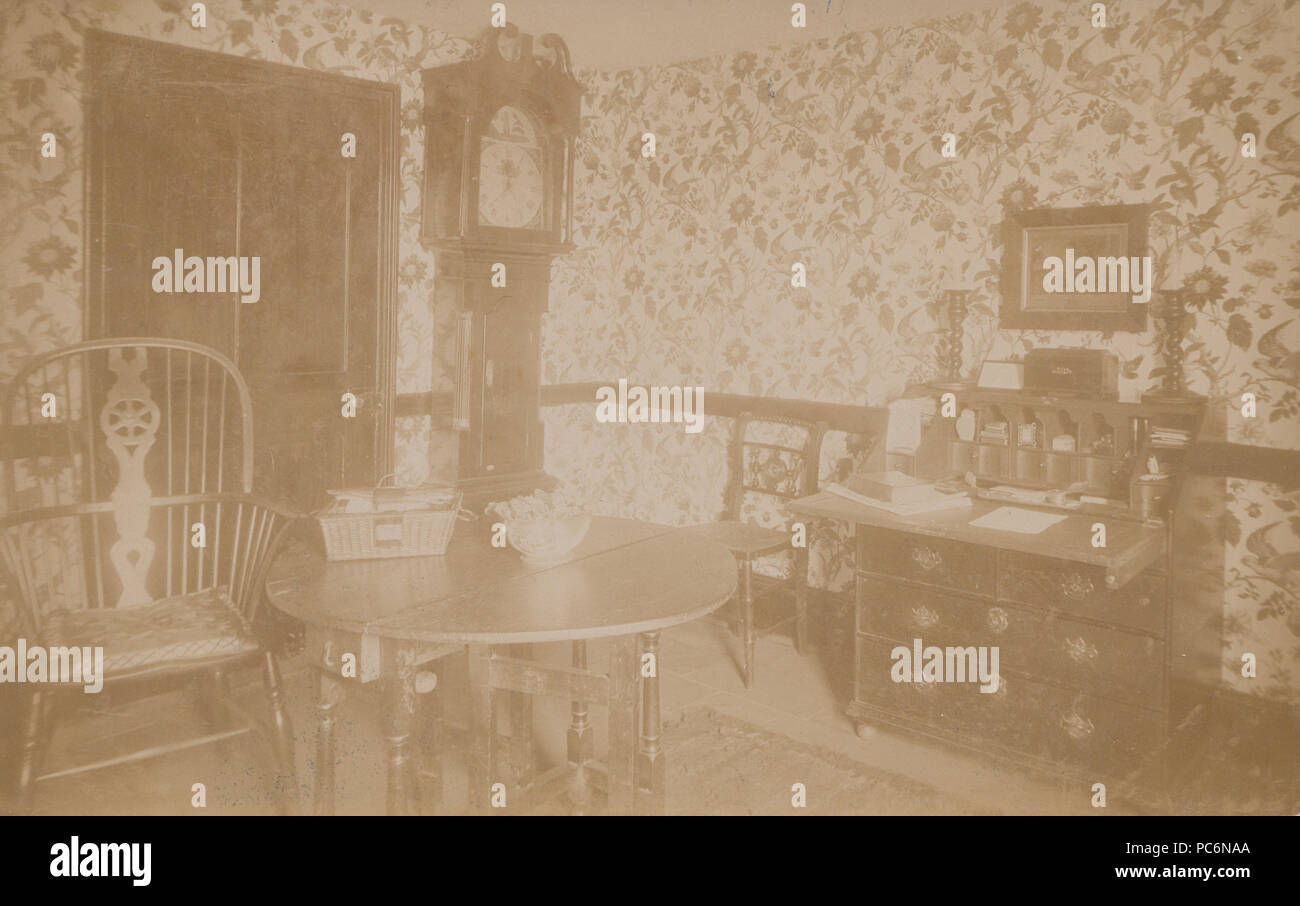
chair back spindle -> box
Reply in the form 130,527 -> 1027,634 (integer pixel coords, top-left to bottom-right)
1,339 -> 277,632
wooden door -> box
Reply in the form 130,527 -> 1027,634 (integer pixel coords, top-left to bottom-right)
85,30 -> 397,511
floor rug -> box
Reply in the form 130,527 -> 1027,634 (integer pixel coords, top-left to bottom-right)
655,707 -> 993,816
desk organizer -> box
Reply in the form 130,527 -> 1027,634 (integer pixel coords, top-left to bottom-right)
928,387 -> 1204,516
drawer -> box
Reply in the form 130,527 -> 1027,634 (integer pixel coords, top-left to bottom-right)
856,527 -> 995,597
856,577 -> 1165,709
997,552 -> 1166,635
855,635 -> 1163,776
974,672 -> 1163,777
855,634 -> 989,734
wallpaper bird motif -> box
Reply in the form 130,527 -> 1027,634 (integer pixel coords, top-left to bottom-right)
0,0 -> 1296,701
541,0 -> 1300,701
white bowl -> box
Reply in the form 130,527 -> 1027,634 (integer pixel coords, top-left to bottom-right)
507,514 -> 591,566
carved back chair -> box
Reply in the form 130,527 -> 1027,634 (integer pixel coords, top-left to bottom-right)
1,338 -> 299,812
688,412 -> 826,688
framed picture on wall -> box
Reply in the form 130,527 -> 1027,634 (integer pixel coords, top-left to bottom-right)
1000,203 -> 1150,331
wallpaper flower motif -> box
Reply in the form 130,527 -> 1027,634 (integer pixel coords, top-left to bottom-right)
543,0 -> 1300,701
0,0 -> 1296,702
0,0 -> 477,493
0,0 -> 473,641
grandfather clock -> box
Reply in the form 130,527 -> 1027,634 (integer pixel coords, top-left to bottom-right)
421,26 -> 580,511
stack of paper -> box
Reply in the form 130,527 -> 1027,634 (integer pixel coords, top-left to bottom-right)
979,421 -> 1009,445
825,482 -> 973,516
847,470 -> 936,504
325,486 -> 459,514
1149,426 -> 1192,448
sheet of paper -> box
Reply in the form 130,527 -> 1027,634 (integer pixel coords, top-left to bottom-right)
825,483 -> 972,515
969,506 -> 1068,535
885,396 -> 928,454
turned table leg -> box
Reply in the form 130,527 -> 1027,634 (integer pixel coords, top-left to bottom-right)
636,631 -> 665,815
607,636 -> 639,815
415,669 -> 443,815
568,640 -> 594,814
383,649 -> 419,816
312,671 -> 343,816
794,540 -> 810,655
504,643 -> 535,791
467,646 -> 498,813
739,557 -> 755,688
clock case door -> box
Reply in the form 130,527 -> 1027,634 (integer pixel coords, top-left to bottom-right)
438,250 -> 551,508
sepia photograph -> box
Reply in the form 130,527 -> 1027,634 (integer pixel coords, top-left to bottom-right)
0,0 -> 1297,861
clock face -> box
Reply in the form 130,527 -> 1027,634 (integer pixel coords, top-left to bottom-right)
477,106 -> 545,230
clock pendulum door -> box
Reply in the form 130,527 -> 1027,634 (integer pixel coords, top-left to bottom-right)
470,293 -> 535,479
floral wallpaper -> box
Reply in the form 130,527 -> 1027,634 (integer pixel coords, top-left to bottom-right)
0,0 -> 472,645
542,0 -> 1300,701
1,0 -> 1297,702
0,0 -> 471,484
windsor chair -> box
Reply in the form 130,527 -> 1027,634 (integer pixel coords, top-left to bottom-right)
1,339 -> 300,813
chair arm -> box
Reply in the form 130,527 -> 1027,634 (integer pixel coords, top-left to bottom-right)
222,494 -> 307,623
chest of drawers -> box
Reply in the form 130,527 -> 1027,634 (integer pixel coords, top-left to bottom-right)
851,523 -> 1170,779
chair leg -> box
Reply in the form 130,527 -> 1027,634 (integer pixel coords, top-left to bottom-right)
794,543 -> 810,655
739,558 -> 755,689
16,688 -> 45,813
261,651 -> 298,815
197,669 -> 233,758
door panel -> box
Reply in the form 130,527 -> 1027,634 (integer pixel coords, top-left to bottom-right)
86,30 -> 397,511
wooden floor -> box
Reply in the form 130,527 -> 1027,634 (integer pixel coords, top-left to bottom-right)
4,611 -> 1288,815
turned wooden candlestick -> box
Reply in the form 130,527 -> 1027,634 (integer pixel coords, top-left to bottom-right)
1142,289 -> 1204,402
932,289 -> 972,390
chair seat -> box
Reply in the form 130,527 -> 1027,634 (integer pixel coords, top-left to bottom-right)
42,587 -> 259,678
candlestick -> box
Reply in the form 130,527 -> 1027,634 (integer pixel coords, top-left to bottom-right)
1141,288 -> 1204,402
932,288 -> 973,391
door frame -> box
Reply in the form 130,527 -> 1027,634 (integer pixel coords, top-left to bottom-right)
83,28 -> 398,484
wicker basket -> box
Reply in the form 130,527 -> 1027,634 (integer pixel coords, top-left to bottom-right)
317,481 -> 461,561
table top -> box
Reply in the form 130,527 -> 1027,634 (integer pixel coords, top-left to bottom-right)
677,520 -> 788,556
265,516 -> 737,645
787,490 -> 1165,588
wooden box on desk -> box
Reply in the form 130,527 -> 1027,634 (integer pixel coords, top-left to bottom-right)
1024,348 -> 1119,399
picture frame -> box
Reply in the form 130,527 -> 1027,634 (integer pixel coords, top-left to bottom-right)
1000,203 -> 1149,331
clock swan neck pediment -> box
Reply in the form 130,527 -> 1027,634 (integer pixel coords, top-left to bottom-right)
422,25 -> 581,127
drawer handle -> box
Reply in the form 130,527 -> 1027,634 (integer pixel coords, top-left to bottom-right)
1061,572 -> 1094,601
911,605 -> 940,629
911,545 -> 943,572
1063,636 -> 1098,664
1060,711 -> 1095,740
986,607 -> 1009,634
